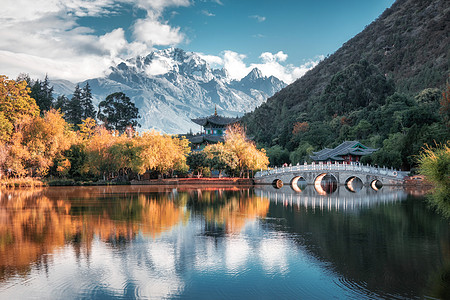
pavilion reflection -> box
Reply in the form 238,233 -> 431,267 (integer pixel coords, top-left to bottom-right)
184,188 -> 270,234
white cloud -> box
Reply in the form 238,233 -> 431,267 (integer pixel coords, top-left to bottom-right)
223,51 -> 250,80
198,53 -> 223,67
201,10 -> 215,17
260,51 -> 288,63
99,28 -> 128,58
0,0 -> 190,82
219,50 -> 323,84
134,0 -> 190,12
249,15 -> 266,22
133,18 -> 184,46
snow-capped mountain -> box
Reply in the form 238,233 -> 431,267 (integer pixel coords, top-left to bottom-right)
54,48 -> 286,134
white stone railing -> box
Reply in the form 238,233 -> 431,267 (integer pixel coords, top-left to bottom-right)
255,162 -> 405,179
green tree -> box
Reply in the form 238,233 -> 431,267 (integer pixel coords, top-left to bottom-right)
81,82 -> 96,120
290,141 -> 314,164
66,84 -> 83,128
54,94 -> 70,115
186,151 -> 208,177
29,75 -> 54,113
371,133 -> 405,169
98,92 -> 140,133
266,145 -> 290,166
204,143 -> 238,177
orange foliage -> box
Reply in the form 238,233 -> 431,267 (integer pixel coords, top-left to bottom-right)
0,187 -> 188,277
292,121 -> 309,135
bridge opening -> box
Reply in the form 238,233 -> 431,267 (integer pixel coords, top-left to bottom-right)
371,180 -> 383,191
290,176 -> 307,192
272,179 -> 283,189
314,173 -> 337,195
345,176 -> 363,193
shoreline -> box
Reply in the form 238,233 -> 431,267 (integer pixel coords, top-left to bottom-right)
130,178 -> 254,185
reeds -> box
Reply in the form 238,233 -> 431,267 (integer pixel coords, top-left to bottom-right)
0,177 -> 45,188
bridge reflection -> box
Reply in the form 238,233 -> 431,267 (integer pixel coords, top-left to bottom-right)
255,185 -> 407,211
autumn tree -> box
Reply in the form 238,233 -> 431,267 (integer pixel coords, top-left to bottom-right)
98,92 -> 140,133
19,109 -> 77,176
203,143 -> 238,177
0,76 -> 40,146
224,124 -> 269,177
83,126 -> 117,180
134,131 -> 189,177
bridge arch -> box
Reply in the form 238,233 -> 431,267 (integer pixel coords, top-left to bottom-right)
371,179 -> 383,191
345,176 -> 363,193
314,173 -> 337,195
290,176 -> 307,192
272,179 -> 283,189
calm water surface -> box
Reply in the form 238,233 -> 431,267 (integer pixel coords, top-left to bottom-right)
0,185 -> 448,299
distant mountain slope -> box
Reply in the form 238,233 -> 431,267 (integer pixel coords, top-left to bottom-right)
53,48 -> 286,134
244,0 -> 449,147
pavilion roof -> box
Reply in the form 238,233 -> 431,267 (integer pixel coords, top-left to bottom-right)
191,114 -> 241,127
188,134 -> 225,144
310,141 -> 377,161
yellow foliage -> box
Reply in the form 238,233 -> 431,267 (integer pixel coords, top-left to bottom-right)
224,123 -> 269,174
134,130 -> 190,175
79,117 -> 97,141
0,75 -> 39,142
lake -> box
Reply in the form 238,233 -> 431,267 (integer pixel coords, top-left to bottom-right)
0,185 -> 448,299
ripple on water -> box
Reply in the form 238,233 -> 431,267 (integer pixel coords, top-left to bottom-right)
334,276 -> 416,300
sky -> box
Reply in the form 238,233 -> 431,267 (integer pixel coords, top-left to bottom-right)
0,0 -> 396,84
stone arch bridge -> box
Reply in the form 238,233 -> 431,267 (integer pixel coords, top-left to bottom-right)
254,162 -> 407,191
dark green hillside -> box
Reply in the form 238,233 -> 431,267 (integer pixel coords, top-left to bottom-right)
244,0 -> 449,170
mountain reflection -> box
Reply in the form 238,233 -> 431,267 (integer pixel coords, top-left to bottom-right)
0,186 -> 269,283
0,186 -> 448,299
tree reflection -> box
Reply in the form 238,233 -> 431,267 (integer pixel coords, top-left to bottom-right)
0,187 -> 188,281
264,193 -> 450,299
0,186 -> 270,283
185,188 -> 270,234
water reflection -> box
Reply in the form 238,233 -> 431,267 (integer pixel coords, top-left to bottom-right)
0,186 -> 448,299
256,184 -> 407,211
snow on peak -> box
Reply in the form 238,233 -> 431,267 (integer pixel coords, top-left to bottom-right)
245,68 -> 264,80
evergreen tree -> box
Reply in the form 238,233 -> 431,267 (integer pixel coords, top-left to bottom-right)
66,84 -> 83,128
98,92 -> 140,133
29,75 -> 54,114
81,82 -> 96,120
54,95 -> 70,115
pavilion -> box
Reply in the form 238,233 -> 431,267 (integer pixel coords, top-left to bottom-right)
189,107 -> 240,149
310,141 -> 377,163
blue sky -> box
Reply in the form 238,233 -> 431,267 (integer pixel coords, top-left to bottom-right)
0,0 -> 395,83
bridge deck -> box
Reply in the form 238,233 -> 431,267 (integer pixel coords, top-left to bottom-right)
254,163 -> 407,186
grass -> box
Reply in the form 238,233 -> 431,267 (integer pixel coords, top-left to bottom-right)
0,177 -> 45,188
417,142 -> 450,217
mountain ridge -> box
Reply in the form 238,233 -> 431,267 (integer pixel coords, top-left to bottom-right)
244,0 -> 449,148
52,48 -> 286,134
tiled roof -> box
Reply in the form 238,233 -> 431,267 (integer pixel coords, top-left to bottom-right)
188,135 -> 225,144
310,141 -> 377,161
191,114 -> 241,127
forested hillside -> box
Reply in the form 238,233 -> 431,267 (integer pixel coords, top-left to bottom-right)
244,0 -> 449,171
